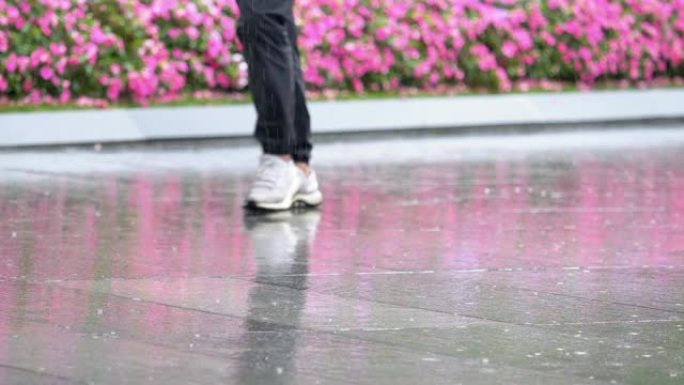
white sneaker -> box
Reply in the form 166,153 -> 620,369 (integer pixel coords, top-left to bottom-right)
247,155 -> 300,211
294,168 -> 323,207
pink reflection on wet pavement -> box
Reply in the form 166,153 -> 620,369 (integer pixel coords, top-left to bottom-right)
0,145 -> 683,383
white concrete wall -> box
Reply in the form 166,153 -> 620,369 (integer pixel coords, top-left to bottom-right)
1,89 -> 683,147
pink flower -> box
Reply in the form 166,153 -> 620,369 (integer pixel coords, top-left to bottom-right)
5,53 -> 18,72
0,0 -> 681,106
511,30 -> 533,50
40,66 -> 54,81
502,41 -> 517,58
18,2 -> 31,14
59,88 -> 71,103
17,56 -> 29,73
541,31 -> 556,46
217,72 -> 230,88
207,33 -> 223,58
375,27 -> 390,42
49,43 -> 66,56
107,78 -> 122,101
168,28 -> 182,39
30,48 -> 49,69
28,89 -> 41,104
185,27 -> 200,41
56,58 -> 67,75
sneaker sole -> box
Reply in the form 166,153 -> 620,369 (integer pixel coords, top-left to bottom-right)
246,192 -> 323,211
246,177 -> 302,211
293,191 -> 323,207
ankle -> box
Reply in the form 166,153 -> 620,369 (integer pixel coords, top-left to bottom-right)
296,162 -> 311,176
269,154 -> 292,162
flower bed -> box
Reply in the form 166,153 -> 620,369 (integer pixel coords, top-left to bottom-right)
0,0 -> 683,107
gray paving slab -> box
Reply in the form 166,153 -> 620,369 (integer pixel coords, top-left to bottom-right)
0,281 -> 607,385
279,271 -> 683,325
342,323 -> 684,385
55,277 -> 479,331
0,367 -> 79,385
1,129 -> 684,384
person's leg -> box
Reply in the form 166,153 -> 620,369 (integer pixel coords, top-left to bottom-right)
237,0 -> 297,156
238,0 -> 321,209
237,0 -> 302,210
284,11 -> 321,205
286,14 -> 313,169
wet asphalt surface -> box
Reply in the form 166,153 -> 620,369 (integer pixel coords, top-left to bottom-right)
0,127 -> 683,384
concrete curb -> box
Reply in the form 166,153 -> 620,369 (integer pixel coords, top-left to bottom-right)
1,89 -> 683,147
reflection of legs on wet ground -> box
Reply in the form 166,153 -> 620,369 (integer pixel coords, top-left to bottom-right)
239,210 -> 321,382
237,0 -> 322,211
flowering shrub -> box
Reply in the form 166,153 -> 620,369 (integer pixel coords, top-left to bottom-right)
0,0 -> 683,107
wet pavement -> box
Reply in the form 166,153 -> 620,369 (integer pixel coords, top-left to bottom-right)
1,127 -> 683,385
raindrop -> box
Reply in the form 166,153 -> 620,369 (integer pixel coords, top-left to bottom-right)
11,232 -> 17,238
96,308 -> 103,316
574,351 -> 588,356
276,367 -> 284,375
